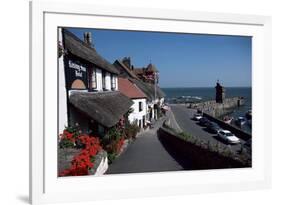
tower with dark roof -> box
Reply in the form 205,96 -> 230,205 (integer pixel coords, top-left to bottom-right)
215,80 -> 225,103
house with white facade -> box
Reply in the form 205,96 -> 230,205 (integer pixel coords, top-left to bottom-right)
58,28 -> 133,136
114,57 -> 165,122
118,77 -> 147,128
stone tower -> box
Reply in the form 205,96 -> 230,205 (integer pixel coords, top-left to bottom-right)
215,81 -> 225,103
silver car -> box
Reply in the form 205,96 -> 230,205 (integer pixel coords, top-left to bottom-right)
217,130 -> 241,144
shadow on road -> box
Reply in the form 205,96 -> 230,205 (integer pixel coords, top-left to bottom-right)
212,134 -> 229,144
196,122 -> 207,127
157,132 -> 192,170
202,127 -> 217,134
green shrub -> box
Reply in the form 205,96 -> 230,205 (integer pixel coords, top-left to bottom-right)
124,121 -> 140,139
59,124 -> 80,149
178,132 -> 193,141
107,152 -> 117,164
59,138 -> 75,149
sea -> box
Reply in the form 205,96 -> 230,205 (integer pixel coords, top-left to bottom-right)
162,87 -> 252,133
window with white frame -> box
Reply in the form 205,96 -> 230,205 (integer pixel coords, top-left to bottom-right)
90,68 -> 97,89
111,74 -> 116,90
139,101 -> 143,112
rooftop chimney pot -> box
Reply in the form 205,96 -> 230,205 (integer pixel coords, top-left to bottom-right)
83,32 -> 93,47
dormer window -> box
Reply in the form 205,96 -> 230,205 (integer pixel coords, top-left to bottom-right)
111,74 -> 116,90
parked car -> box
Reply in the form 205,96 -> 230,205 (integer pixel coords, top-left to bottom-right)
199,117 -> 210,126
206,122 -> 221,133
245,110 -> 252,120
217,130 -> 241,144
193,113 -> 203,121
247,119 -> 252,128
235,117 -> 247,126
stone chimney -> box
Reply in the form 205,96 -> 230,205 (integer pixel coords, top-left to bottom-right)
83,32 -> 93,47
122,57 -> 131,69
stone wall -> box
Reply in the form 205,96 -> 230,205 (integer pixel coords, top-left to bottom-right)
189,97 -> 244,117
203,112 -> 251,141
58,148 -> 108,176
158,127 -> 251,170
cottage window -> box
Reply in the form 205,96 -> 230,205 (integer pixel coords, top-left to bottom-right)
111,75 -> 116,90
90,68 -> 97,89
139,102 -> 143,112
102,71 -> 106,90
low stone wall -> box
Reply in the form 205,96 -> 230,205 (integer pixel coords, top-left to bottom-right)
89,150 -> 108,176
189,97 -> 244,117
158,127 -> 251,170
203,112 -> 251,141
58,148 -> 81,174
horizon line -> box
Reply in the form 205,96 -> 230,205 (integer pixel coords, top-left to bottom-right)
160,86 -> 252,88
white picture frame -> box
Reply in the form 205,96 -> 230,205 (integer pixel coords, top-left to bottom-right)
30,1 -> 272,204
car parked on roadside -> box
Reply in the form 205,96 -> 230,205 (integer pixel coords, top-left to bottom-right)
217,130 -> 241,144
199,117 -> 210,126
206,122 -> 221,133
193,113 -> 203,121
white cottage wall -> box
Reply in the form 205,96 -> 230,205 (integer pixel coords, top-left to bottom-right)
58,28 -> 68,135
128,98 -> 147,128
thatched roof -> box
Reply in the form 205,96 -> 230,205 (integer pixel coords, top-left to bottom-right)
63,29 -> 119,75
69,91 -> 133,128
130,79 -> 165,101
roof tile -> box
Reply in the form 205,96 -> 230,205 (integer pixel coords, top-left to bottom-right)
118,78 -> 147,99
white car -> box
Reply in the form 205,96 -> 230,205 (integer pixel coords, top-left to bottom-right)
193,113 -> 203,121
217,130 -> 241,144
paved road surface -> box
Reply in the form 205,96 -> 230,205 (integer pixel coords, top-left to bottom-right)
106,117 -> 184,174
170,104 -> 245,153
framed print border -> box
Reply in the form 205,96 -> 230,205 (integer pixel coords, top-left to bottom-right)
30,1 -> 272,204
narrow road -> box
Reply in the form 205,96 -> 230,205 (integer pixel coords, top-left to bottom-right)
106,117 -> 184,174
170,104 -> 245,153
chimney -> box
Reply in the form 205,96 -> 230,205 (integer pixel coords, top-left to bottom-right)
122,57 -> 131,69
83,32 -> 93,47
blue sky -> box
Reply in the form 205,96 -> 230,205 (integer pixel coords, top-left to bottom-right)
67,28 -> 252,88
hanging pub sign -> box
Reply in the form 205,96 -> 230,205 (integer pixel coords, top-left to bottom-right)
64,56 -> 88,90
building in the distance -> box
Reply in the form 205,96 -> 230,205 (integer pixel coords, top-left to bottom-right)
58,28 -> 133,136
114,57 -> 165,122
118,77 -> 147,128
215,81 -> 225,103
133,63 -> 159,84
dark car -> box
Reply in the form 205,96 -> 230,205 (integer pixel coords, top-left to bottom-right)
199,117 -> 210,126
206,122 -> 221,133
